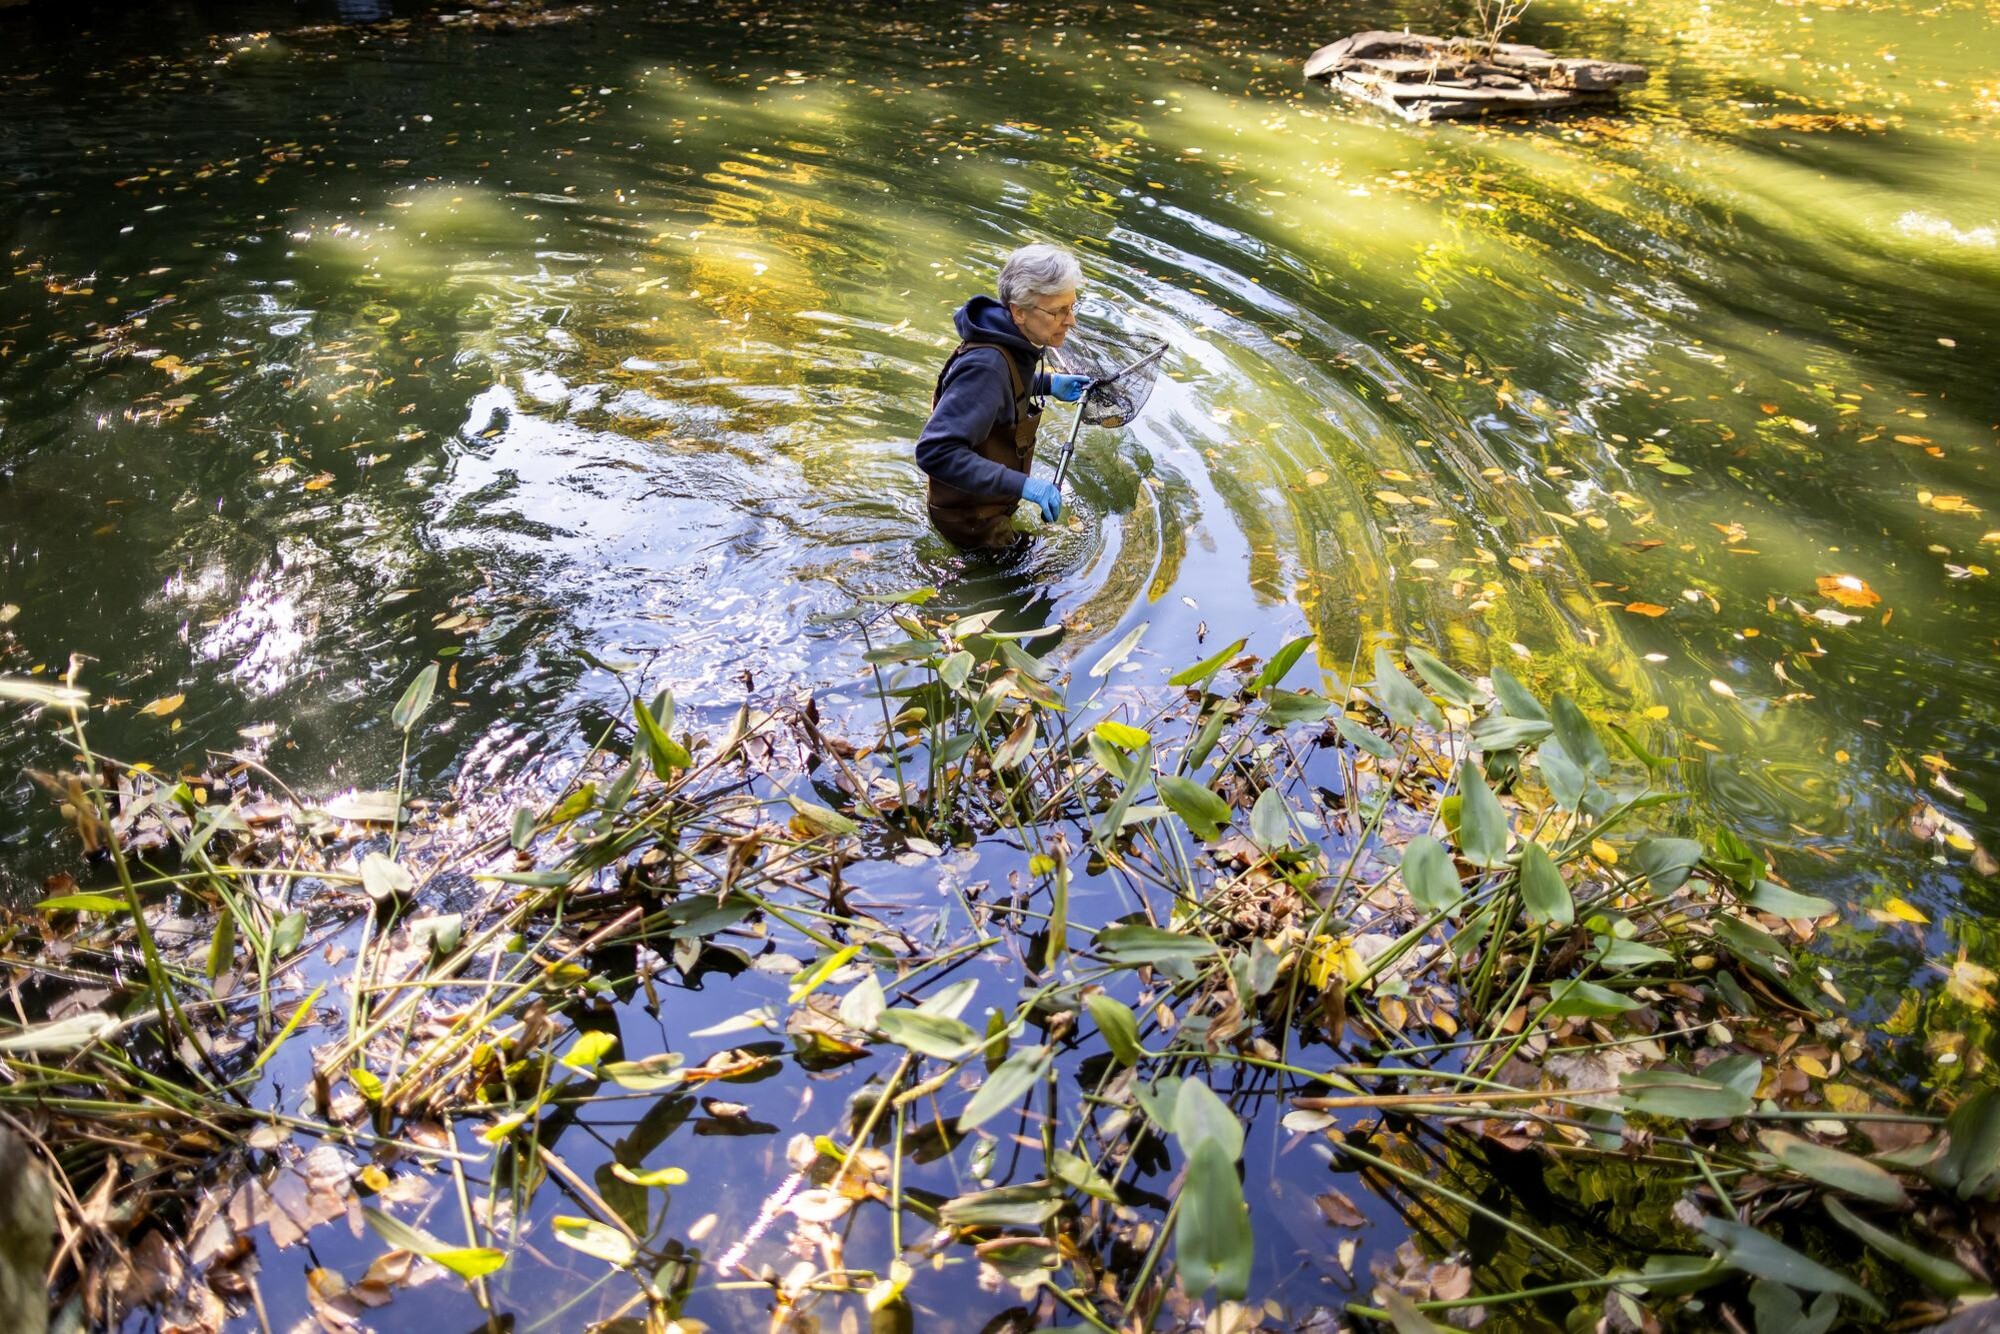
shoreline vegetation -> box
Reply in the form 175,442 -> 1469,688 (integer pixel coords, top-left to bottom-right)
1,597 -> 1995,1333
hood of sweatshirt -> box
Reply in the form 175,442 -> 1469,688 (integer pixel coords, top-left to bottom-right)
953,295 -> 1041,368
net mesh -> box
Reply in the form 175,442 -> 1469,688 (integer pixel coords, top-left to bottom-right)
1052,337 -> 1168,428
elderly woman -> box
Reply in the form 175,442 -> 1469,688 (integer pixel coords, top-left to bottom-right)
915,243 -> 1090,551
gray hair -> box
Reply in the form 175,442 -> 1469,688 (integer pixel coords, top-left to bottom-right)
997,243 -> 1082,310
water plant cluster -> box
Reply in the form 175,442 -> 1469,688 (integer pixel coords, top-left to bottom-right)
0,600 -> 1994,1332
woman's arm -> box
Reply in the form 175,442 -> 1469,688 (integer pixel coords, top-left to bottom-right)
914,349 -> 1026,499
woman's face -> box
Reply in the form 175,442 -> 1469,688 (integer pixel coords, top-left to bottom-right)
1011,287 -> 1077,350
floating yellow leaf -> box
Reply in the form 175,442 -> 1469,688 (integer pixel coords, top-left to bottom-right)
1375,490 -> 1411,505
1410,558 -> 1439,571
303,472 -> 336,491
1642,706 -> 1669,720
1792,1054 -> 1828,1079
1927,493 -> 1982,515
1880,897 -> 1929,925
1379,468 -> 1413,483
1941,950 -> 1996,1010
1708,679 -> 1736,698
1815,574 -> 1880,608
1589,839 -> 1618,865
1305,470 -> 1329,486
138,694 -> 186,718
1624,602 -> 1669,617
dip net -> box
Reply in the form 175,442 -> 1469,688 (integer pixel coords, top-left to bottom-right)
1053,337 -> 1168,429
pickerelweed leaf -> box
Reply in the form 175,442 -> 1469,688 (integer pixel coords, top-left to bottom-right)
1172,1077 -> 1245,1161
1594,937 -> 1675,968
1088,620 -> 1149,679
1695,1215 -> 1883,1314
1758,1132 -> 1909,1206
634,694 -> 689,778
839,974 -> 886,1032
939,649 -> 974,691
1489,665 -> 1549,721
1085,993 -> 1144,1067
1470,713 -> 1554,752
1517,840 -> 1573,927
1542,979 -> 1643,1019
1168,637 -> 1247,689
876,1010 -> 978,1060
1633,837 -> 1703,894
1550,694 -> 1609,776
1156,773 -> 1231,841
1405,644 -> 1479,707
1333,715 -> 1393,759
1935,1086 -> 2000,1200
1095,923 -> 1218,968
1750,1280 -> 1839,1334
1619,1070 -> 1753,1119
1093,718 -> 1151,751
1249,786 -> 1291,852
560,1030 -> 618,1071
788,795 -> 859,837
36,892 -> 129,914
390,663 -> 438,731
1252,633 -> 1316,691
1176,1137 -> 1252,1300
991,713 -> 1038,770
363,1207 -> 507,1280
1371,647 -> 1443,732
1823,1196 -> 1984,1295
937,1185 -> 1063,1228
600,1054 -> 685,1092
551,1215 -> 636,1268
1262,688 -> 1333,725
1051,1149 -> 1121,1201
1398,836 -> 1463,913
1537,736 -> 1588,811
956,1045 -> 1051,1132
509,805 -> 536,851
1378,1290 -> 1450,1334
1745,880 -> 1836,919
359,852 -> 414,904
272,910 -> 308,957
1455,761 -> 1509,867
916,978 -> 979,1021
1608,721 -> 1671,771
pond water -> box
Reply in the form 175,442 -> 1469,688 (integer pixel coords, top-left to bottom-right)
2,0 -> 1997,1326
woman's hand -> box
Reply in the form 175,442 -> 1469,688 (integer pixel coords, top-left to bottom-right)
1021,476 -> 1064,522
1050,374 -> 1090,403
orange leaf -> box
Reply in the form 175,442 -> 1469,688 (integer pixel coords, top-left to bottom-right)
1815,574 -> 1880,608
1624,602 -> 1669,617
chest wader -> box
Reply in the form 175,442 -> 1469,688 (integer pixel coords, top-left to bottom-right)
925,341 -> 1040,551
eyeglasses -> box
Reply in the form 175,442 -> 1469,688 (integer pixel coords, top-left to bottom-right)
1027,301 -> 1078,322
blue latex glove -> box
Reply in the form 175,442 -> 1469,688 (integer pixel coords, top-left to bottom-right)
1021,475 -> 1064,523
1050,374 -> 1090,403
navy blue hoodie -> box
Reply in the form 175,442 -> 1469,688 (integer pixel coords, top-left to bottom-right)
915,296 -> 1053,500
